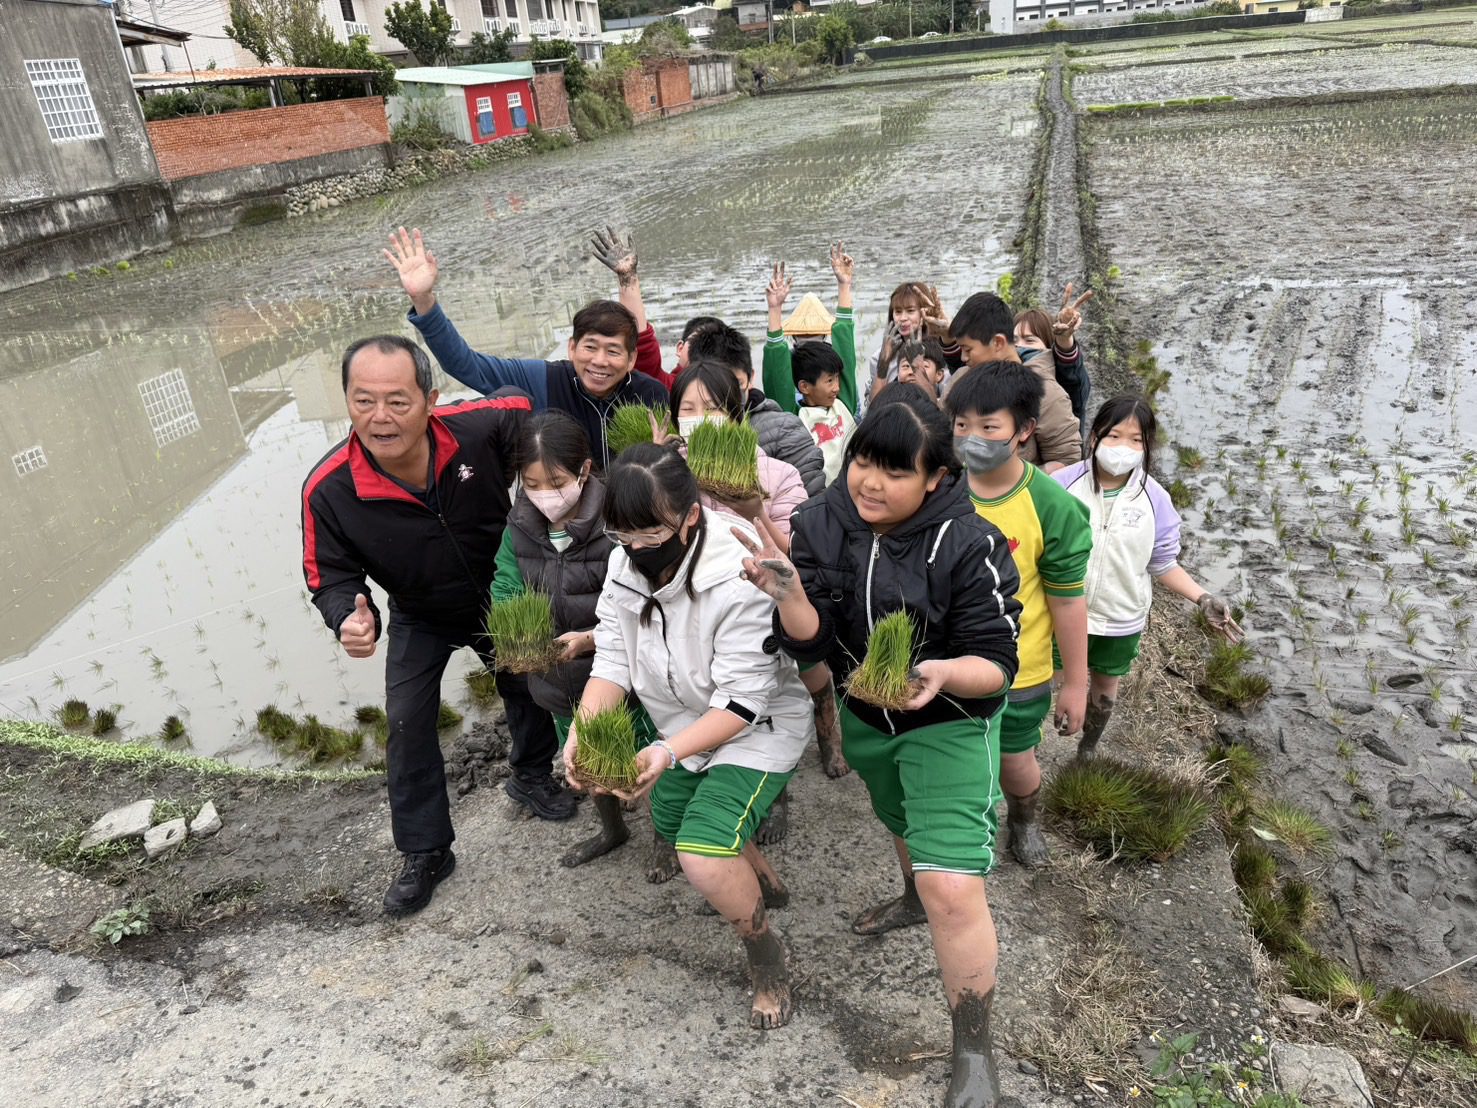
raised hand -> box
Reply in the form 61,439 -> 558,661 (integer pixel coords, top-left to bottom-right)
383,227 -> 438,313
829,242 -> 854,286
555,629 -> 595,662
1053,283 -> 1095,342
590,225 -> 638,288
338,593 -> 377,659
732,524 -> 799,603
765,261 -> 792,311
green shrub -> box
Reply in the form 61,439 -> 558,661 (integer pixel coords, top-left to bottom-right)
1046,757 -> 1213,863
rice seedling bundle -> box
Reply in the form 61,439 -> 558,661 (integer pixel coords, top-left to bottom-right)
486,591 -> 564,674
607,403 -> 672,457
58,698 -> 91,729
686,419 -> 761,500
573,702 -> 641,792
1045,757 -> 1213,864
845,611 -> 919,710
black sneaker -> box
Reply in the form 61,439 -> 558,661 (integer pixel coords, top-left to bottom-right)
504,773 -> 579,821
383,849 -> 456,916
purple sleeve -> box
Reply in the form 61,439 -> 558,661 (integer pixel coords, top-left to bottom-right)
1052,460 -> 1092,490
1145,477 -> 1182,575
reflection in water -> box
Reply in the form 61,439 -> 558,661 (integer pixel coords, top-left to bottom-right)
0,69 -> 1042,763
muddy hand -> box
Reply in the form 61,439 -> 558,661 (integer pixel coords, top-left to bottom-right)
1055,684 -> 1087,736
829,241 -> 854,285
590,225 -> 637,287
613,745 -> 667,803
561,731 -> 589,792
1198,593 -> 1244,643
903,661 -> 946,710
766,261 -> 792,310
555,630 -> 593,662
732,525 -> 798,603
1054,283 -> 1095,340
383,227 -> 438,309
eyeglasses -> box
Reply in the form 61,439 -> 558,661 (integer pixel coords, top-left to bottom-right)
603,525 -> 675,547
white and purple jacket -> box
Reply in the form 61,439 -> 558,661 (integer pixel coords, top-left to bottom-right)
1053,461 -> 1181,637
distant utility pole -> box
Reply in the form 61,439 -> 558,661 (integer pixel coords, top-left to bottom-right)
908,0 -> 914,38
146,0 -> 175,71
768,0 -> 775,43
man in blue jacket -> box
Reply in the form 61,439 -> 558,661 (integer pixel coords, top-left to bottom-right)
302,335 -> 575,916
383,227 -> 668,468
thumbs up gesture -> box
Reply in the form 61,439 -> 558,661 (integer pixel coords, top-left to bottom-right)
339,594 -> 378,658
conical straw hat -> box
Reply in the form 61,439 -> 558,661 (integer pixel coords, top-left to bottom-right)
782,293 -> 836,337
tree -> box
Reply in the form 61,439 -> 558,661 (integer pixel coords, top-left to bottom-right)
710,12 -> 749,52
384,0 -> 456,66
814,14 -> 854,64
637,18 -> 692,56
529,37 -> 589,98
224,1 -> 396,98
464,28 -> 517,63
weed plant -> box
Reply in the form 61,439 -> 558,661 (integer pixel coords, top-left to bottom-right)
845,611 -> 919,710
486,592 -> 563,674
1377,989 -> 1477,1054
686,419 -> 761,500
607,404 -> 671,457
1286,952 -> 1373,1011
1046,758 -> 1211,863
573,702 -> 641,792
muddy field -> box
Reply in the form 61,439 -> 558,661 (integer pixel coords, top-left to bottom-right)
1085,72 -> 1477,1012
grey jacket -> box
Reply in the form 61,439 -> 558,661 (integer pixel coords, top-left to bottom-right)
746,392 -> 826,498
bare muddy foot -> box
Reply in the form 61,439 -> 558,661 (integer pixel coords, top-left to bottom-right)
851,879 -> 928,936
754,788 -> 788,846
757,870 -> 789,910
813,690 -> 850,778
743,927 -> 792,1031
560,795 -> 628,868
646,830 -> 680,884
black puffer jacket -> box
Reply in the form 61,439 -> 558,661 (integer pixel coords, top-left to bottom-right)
505,478 -> 614,717
747,392 -> 826,497
777,472 -> 1023,735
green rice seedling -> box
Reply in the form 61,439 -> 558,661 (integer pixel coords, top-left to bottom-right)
845,611 -> 919,710
1335,739 -> 1353,760
1202,642 -> 1271,711
1286,952 -> 1372,1011
1356,800 -> 1374,821
255,705 -> 297,744
91,707 -> 118,736
1167,478 -> 1193,509
606,404 -> 672,457
485,592 -> 563,674
294,715 -> 363,763
437,703 -> 464,730
1045,758 -> 1211,863
465,669 -> 499,708
686,419 -> 761,500
58,699 -> 91,729
1344,768 -> 1359,788
572,702 -> 641,792
1377,989 -> 1477,1053
1252,799 -> 1331,856
355,705 -> 389,746
159,716 -> 188,743
1231,840 -> 1278,891
1175,445 -> 1203,470
1381,829 -> 1401,852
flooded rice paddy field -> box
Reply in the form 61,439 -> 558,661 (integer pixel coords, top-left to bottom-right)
0,71 -> 1039,764
1086,78 -> 1477,1003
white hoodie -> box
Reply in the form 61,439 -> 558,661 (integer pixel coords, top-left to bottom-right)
590,510 -> 813,774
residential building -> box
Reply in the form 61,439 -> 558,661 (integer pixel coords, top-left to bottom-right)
387,65 -> 539,144
332,0 -> 607,61
991,0 -> 1279,29
113,0 -> 261,73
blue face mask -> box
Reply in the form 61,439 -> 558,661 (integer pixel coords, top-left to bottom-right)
1016,344 -> 1043,362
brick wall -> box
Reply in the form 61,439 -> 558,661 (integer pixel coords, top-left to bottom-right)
531,72 -> 571,130
621,69 -> 661,124
146,98 -> 390,183
655,62 -> 693,114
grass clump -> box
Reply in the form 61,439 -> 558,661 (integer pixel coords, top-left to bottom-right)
1286,952 -> 1374,1012
572,702 -> 641,792
91,707 -> 118,736
58,699 -> 91,729
1045,757 -> 1212,863
256,706 -> 362,763
1377,988 -> 1477,1054
485,592 -> 563,674
437,702 -> 464,730
159,715 -> 188,743
607,403 -> 672,457
466,669 -> 498,708
1231,841 -> 1278,890
255,705 -> 297,743
686,419 -> 761,500
1202,641 -> 1271,710
355,704 -> 389,746
844,611 -> 919,710
1251,798 -> 1331,856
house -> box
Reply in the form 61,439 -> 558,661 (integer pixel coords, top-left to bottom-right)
331,0 -> 607,62
388,66 -> 539,145
670,4 -> 720,29
0,0 -> 172,291
732,0 -> 771,31
116,0 -> 261,73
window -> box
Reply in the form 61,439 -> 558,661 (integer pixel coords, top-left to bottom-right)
482,0 -> 499,17
340,0 -> 356,20
505,0 -> 519,17
138,370 -> 200,447
25,59 -> 102,143
527,0 -> 545,20
507,91 -> 523,107
12,445 -> 47,477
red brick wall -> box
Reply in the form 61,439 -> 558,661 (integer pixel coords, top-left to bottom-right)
531,71 -> 571,130
621,69 -> 661,124
146,98 -> 390,182
655,62 -> 692,113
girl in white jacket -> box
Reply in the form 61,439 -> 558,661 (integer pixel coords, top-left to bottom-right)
1052,395 -> 1242,759
563,443 -> 814,1031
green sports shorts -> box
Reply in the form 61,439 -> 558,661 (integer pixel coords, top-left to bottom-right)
649,762 -> 792,858
840,702 -> 1002,876
1051,633 -> 1143,678
1000,689 -> 1052,755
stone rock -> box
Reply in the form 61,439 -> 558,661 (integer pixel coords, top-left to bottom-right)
1271,1042 -> 1373,1107
190,801 -> 221,838
78,800 -> 155,850
143,818 -> 188,859
1277,995 -> 1326,1020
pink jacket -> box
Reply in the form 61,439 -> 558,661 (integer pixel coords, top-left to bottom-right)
701,449 -> 809,538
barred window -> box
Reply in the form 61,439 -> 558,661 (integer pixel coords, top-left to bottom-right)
138,370 -> 201,447
24,59 -> 103,143
12,445 -> 47,476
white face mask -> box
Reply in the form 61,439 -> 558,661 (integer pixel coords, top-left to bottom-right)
678,412 -> 727,438
1095,443 -> 1143,477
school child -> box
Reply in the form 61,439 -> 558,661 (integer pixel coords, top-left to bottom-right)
736,395 -> 1023,1107
761,244 -> 861,418
687,322 -> 826,497
669,362 -> 809,542
490,412 -> 680,879
792,342 -> 857,486
1052,396 -> 1242,759
946,362 -> 1092,868
896,338 -> 949,403
1013,282 -> 1095,430
947,293 -> 1083,473
564,444 -> 814,1030
870,283 -> 963,400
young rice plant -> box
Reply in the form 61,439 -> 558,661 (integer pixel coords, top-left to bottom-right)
486,591 -> 563,674
845,611 -> 919,710
686,419 -> 761,500
573,702 -> 641,792
607,403 -> 672,457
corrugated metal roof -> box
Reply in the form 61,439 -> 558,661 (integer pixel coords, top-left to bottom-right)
395,67 -> 530,87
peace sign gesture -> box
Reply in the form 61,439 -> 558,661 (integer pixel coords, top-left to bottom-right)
732,519 -> 799,604
765,261 -> 792,311
829,242 -> 854,286
1053,282 -> 1095,342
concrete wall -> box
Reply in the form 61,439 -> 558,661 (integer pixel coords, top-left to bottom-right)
0,0 -> 173,291
688,55 -> 736,100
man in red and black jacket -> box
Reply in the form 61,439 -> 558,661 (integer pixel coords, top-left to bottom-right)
302,335 -> 576,916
